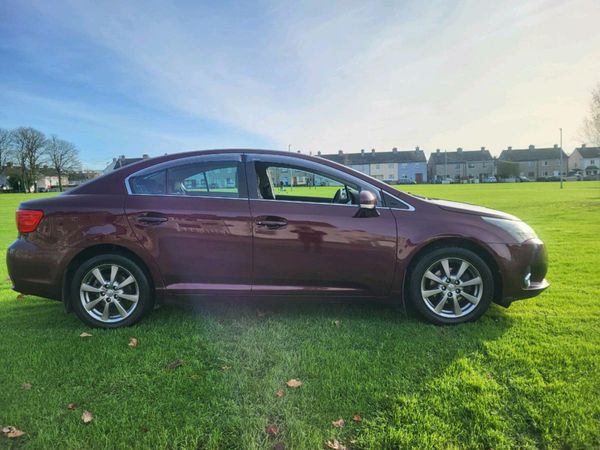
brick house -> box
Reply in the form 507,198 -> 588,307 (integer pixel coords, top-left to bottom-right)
498,145 -> 567,179
428,147 -> 494,182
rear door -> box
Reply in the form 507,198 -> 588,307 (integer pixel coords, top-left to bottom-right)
246,154 -> 398,297
124,153 -> 253,295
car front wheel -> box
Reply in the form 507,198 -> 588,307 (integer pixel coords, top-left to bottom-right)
408,247 -> 494,324
71,254 -> 152,328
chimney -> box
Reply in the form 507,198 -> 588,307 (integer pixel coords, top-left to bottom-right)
297,150 -> 301,153
338,149 -> 343,155
528,145 -> 535,150
361,149 -> 365,155
415,146 -> 420,151
480,146 -> 485,151
553,144 -> 558,149
392,147 -> 398,153
317,151 -> 321,155
371,148 -> 375,154
507,146 -> 512,151
457,147 -> 463,152
142,154 -> 149,159
582,143 -> 587,148
436,149 -> 440,153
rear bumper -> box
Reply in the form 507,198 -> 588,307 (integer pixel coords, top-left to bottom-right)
6,237 -> 70,301
489,238 -> 549,307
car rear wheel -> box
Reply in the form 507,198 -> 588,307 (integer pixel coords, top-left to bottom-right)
407,247 -> 493,324
71,254 -> 152,328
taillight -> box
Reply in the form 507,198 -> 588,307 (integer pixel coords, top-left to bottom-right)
16,209 -> 44,233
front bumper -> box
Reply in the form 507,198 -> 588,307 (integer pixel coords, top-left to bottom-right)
489,238 -> 549,307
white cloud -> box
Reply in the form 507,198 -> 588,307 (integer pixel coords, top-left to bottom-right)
29,0 -> 600,155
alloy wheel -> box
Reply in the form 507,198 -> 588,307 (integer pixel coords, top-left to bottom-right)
420,257 -> 483,319
79,264 -> 140,323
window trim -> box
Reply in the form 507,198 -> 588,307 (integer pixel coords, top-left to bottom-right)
125,153 -> 248,199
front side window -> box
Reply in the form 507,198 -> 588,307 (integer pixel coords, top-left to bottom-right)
254,162 -> 361,205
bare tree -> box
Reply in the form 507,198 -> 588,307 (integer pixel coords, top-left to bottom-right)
12,127 -> 46,192
0,128 -> 13,174
45,135 -> 80,191
582,83 -> 600,146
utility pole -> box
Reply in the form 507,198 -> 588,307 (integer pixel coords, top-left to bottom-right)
560,128 -> 563,189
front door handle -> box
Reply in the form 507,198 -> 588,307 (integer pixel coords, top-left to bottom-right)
255,216 -> 287,230
136,212 -> 168,225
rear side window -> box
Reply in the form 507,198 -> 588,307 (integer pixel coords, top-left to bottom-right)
129,170 -> 166,195
129,162 -> 241,198
166,162 -> 240,197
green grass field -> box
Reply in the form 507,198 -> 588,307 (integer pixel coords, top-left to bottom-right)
1,182 -> 599,449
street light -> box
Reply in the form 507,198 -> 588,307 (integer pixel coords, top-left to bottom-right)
560,128 -> 563,189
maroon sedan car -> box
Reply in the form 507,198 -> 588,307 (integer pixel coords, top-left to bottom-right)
7,149 -> 548,328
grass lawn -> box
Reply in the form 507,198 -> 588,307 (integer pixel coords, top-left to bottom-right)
1,182 -> 599,449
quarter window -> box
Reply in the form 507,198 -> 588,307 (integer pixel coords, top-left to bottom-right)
129,170 -> 166,195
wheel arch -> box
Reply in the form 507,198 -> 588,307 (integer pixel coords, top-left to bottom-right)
61,244 -> 156,312
403,237 -> 503,304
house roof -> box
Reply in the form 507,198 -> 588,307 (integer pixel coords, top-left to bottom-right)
499,146 -> 567,162
320,149 -> 426,165
428,148 -> 493,165
575,146 -> 600,158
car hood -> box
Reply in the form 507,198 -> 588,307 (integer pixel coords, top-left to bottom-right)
423,198 -> 520,221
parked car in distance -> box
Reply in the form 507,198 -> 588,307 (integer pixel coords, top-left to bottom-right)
483,176 -> 497,183
7,149 -> 549,328
517,176 -> 530,182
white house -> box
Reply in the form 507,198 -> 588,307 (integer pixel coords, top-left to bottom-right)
569,145 -> 600,176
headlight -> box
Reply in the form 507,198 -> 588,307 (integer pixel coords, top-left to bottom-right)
482,217 -> 537,243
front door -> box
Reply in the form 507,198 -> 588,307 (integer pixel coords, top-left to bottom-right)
246,155 -> 398,297
124,154 -> 252,295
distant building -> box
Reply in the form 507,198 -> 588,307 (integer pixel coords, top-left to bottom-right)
320,147 -> 428,183
103,154 -> 150,173
428,147 -> 494,182
568,145 -> 599,176
498,145 -> 567,179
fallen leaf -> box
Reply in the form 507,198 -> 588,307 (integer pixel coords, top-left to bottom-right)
265,424 -> 279,437
140,426 -> 149,433
326,439 -> 347,450
21,383 -> 32,390
79,332 -> 92,337
333,320 -> 341,327
332,418 -> 345,428
286,379 -> 303,388
275,388 -> 285,397
16,294 -> 25,300
128,337 -> 138,349
1,426 -> 25,439
67,403 -> 77,410
217,319 -> 225,325
81,411 -> 93,424
272,443 -> 285,450
222,365 -> 231,371
352,415 -> 362,423
190,373 -> 201,380
166,359 -> 183,369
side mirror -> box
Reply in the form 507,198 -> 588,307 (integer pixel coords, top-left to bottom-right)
359,190 -> 377,209
355,190 -> 379,218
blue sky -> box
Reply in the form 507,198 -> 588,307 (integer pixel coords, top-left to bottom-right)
1,0 -> 600,169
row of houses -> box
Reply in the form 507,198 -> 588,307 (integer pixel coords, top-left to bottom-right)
320,145 -> 600,183
0,165 -> 100,192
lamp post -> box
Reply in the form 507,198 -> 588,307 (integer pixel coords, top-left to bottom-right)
560,128 -> 563,189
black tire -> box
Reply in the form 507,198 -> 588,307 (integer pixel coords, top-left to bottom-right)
71,254 -> 153,328
407,246 -> 494,325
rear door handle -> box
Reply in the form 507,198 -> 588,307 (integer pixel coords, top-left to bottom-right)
255,216 -> 287,230
136,212 -> 168,225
